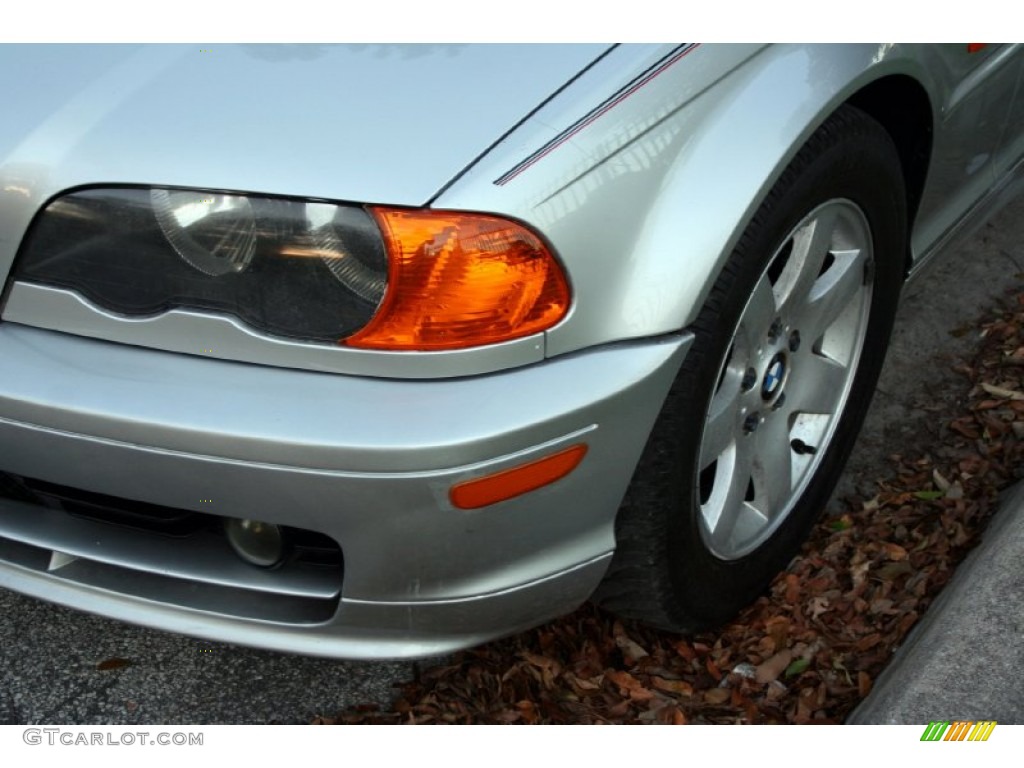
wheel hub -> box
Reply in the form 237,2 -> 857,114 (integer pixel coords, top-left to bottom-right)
761,352 -> 787,401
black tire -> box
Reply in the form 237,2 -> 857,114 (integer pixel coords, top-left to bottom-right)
592,104 -> 907,631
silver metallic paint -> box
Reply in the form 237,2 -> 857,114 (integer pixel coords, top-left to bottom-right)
909,44 -> 1022,256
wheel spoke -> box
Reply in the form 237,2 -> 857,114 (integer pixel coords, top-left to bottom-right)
788,352 -> 848,415
706,439 -> 759,550
700,380 -> 741,470
710,499 -> 769,553
737,273 -> 777,354
775,205 -> 839,315
751,415 -> 794,517
796,247 -> 867,335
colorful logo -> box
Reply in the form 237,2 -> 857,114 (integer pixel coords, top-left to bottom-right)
920,721 -> 997,741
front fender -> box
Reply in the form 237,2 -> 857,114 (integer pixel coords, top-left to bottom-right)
433,43 -> 931,358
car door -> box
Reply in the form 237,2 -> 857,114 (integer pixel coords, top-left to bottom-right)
908,43 -> 1022,262
995,47 -> 1024,182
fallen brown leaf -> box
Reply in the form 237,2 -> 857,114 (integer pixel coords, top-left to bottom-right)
755,650 -> 793,684
704,688 -> 730,705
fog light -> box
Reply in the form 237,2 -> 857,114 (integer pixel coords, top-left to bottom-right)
224,518 -> 284,567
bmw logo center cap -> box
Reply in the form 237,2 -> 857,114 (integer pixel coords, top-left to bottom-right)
762,355 -> 785,399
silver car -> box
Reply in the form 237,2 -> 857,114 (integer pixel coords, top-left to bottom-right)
0,44 -> 1021,659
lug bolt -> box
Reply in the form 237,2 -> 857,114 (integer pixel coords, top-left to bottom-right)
743,412 -> 761,434
789,329 -> 801,352
767,318 -> 784,343
741,367 -> 757,391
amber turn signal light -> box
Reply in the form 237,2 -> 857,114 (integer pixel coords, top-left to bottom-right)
344,208 -> 570,350
449,444 -> 588,510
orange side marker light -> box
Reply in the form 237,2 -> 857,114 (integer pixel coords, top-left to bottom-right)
450,445 -> 588,510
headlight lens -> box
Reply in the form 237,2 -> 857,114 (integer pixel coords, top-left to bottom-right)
12,186 -> 569,350
151,189 -> 258,277
305,202 -> 387,306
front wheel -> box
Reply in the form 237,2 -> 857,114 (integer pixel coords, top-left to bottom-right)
593,105 -> 907,631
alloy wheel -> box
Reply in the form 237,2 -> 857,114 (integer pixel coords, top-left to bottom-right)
697,199 -> 874,559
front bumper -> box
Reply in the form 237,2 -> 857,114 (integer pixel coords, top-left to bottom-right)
0,324 -> 690,659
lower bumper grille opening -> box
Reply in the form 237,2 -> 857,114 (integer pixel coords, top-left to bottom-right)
0,472 -> 343,624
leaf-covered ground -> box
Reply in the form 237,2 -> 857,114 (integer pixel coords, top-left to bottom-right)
320,290 -> 1024,725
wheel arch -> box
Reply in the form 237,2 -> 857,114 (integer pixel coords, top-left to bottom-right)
615,50 -> 936,337
592,103 -> 910,630
845,74 -> 934,273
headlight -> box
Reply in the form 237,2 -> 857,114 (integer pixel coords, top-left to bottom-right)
12,187 -> 570,350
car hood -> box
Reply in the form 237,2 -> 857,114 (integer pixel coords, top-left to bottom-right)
0,44 -> 611,208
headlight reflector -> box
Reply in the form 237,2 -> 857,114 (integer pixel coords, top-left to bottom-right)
151,189 -> 257,276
